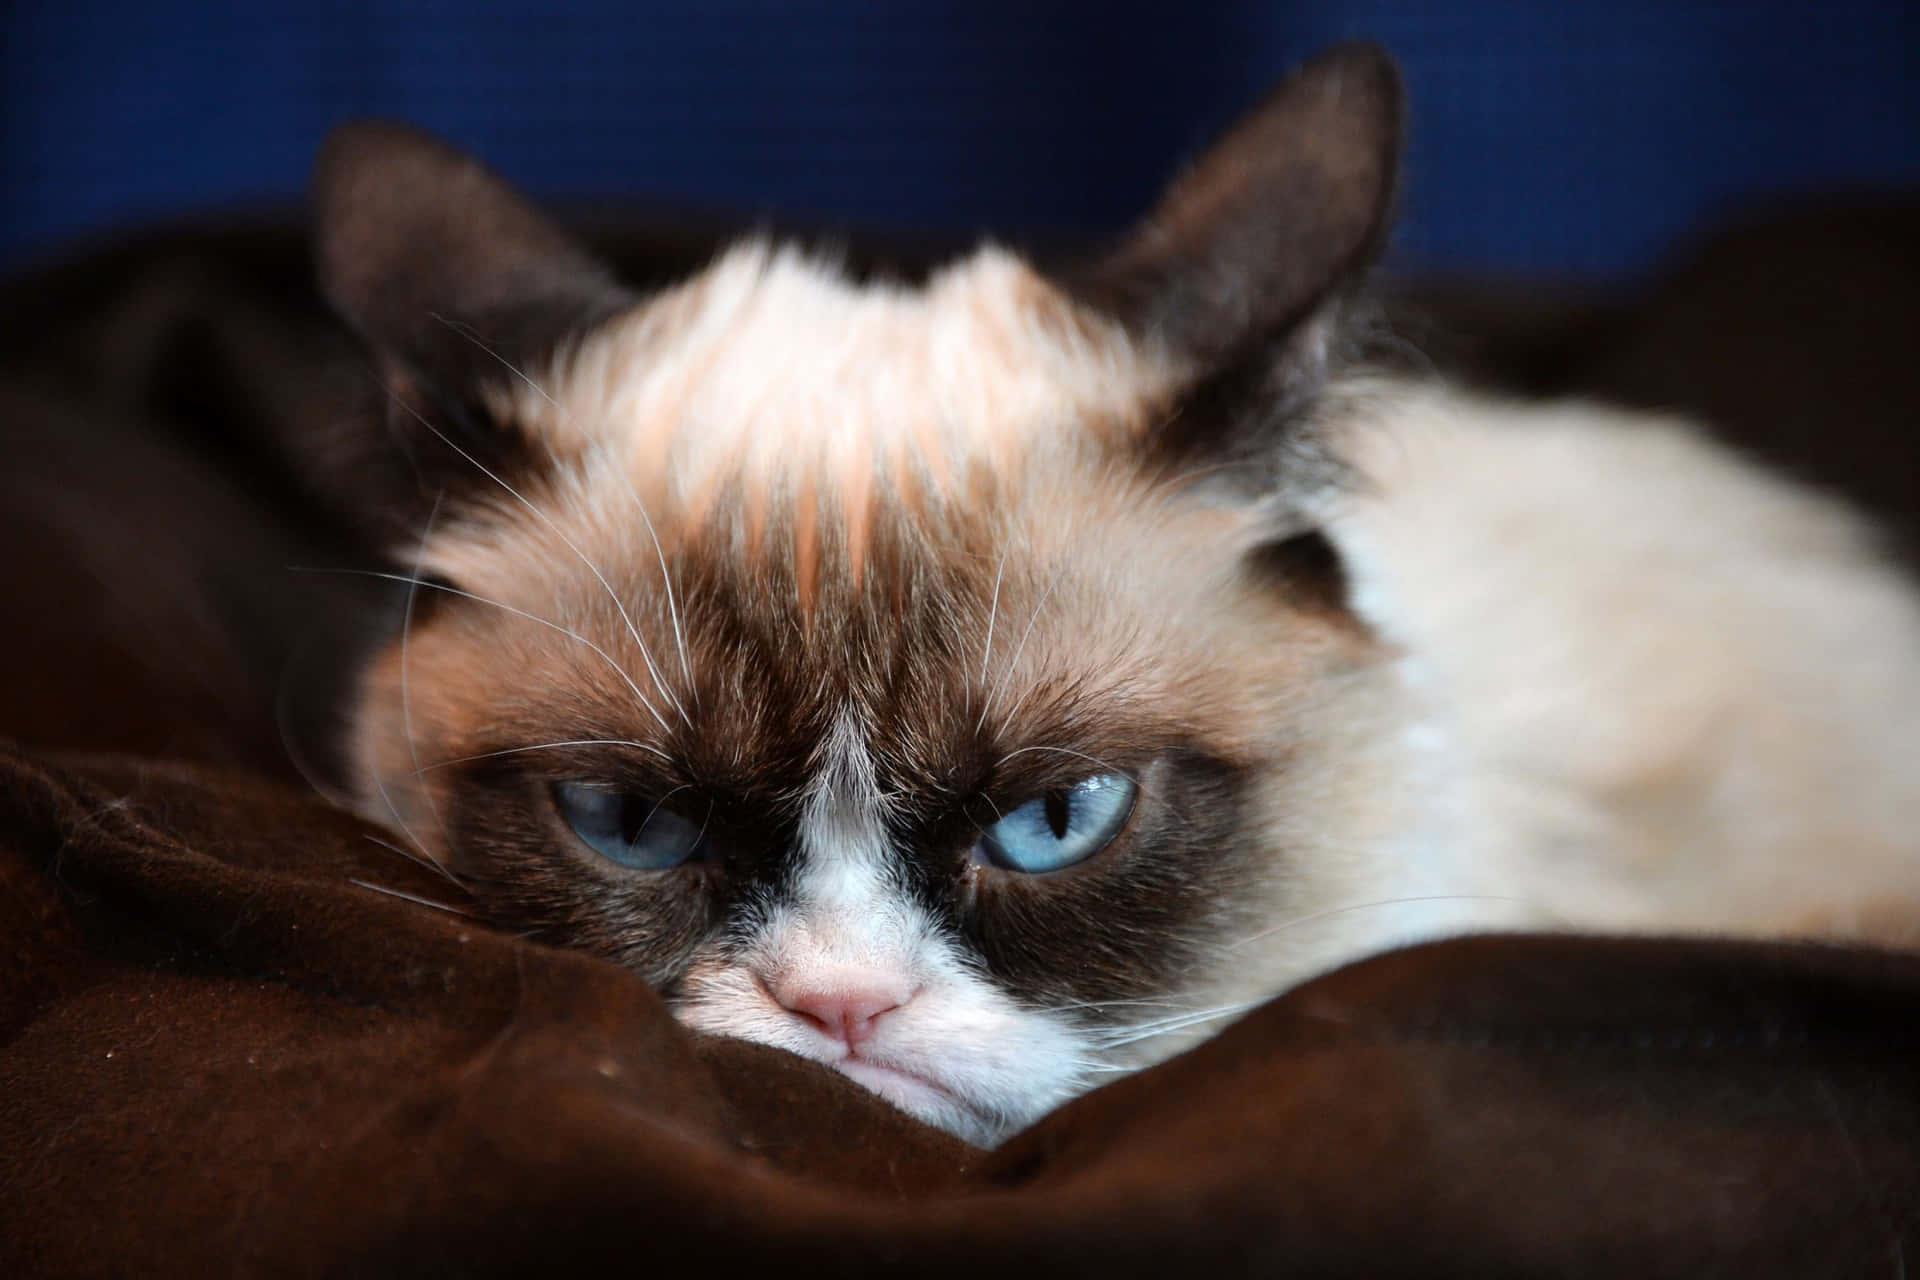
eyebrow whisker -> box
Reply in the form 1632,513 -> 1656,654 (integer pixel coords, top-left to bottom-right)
347,877 -> 474,918
417,738 -> 672,772
381,378 -> 690,731
292,566 -> 672,737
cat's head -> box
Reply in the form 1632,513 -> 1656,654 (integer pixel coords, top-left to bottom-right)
314,43 -> 1438,1145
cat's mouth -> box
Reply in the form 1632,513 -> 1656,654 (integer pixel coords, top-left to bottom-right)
832,1056 -> 997,1142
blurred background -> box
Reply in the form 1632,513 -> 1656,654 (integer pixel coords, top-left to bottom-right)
1,0 -> 1916,779
5,0 -> 1917,280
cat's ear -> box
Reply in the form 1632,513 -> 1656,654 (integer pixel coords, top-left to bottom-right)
315,120 -> 634,397
1064,41 -> 1401,377
311,121 -> 634,534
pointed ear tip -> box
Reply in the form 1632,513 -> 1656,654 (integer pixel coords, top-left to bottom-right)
310,121 -> 443,314
1304,40 -> 1406,119
313,119 -> 463,204
1321,38 -> 1400,73
1215,43 -> 1403,176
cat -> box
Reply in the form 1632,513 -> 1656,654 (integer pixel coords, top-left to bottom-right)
311,43 -> 1920,1147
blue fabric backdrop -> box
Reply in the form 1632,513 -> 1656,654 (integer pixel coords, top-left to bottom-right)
4,1 -> 1917,277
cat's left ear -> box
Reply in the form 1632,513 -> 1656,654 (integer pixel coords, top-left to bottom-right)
1062,43 -> 1402,457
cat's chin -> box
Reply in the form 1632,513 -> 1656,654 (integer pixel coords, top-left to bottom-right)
834,1058 -> 1008,1147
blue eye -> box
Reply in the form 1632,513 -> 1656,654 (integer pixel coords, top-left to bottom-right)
979,774 -> 1137,874
553,781 -> 707,870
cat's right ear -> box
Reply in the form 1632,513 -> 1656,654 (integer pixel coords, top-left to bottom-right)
312,121 -> 634,535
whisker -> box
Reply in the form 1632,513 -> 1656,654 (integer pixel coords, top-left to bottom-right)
363,766 -> 436,880
417,738 -> 671,773
638,784 -> 697,833
271,649 -> 357,811
986,677 -> 1053,741
347,877 -> 473,917
595,436 -> 697,709
360,556 -> 443,892
291,567 -> 672,736
1097,1002 -> 1254,1038
1223,893 -> 1525,953
381,380 -> 690,731
977,543 -> 1011,686
1050,995 -> 1192,1014
992,744 -> 1139,786
1151,457 -> 1258,492
976,564 -> 1066,733
399,492 -> 456,852
361,832 -> 470,892
431,317 -> 699,720
430,312 -> 561,408
1092,1000 -> 1265,1050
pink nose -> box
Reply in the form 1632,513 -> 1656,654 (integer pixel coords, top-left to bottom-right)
769,971 -> 912,1048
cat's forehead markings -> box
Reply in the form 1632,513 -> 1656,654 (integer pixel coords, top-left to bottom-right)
505,241 -> 1179,547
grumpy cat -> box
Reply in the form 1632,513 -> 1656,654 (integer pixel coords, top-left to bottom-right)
311,44 -> 1920,1145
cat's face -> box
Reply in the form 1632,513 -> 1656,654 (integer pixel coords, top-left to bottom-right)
318,44 -> 1429,1144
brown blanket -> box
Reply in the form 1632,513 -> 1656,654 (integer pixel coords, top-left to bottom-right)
3,207 -> 1919,1275
6,746 -> 1919,1276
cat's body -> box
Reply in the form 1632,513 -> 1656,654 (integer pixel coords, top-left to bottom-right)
312,46 -> 1920,1146
1323,382 -> 1920,940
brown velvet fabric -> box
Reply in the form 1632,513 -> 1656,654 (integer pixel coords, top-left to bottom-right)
3,204 -> 1919,1275
3,746 -> 1918,1276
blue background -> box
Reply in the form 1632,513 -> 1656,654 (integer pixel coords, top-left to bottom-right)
4,1 -> 1917,278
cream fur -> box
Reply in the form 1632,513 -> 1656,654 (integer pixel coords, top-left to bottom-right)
1321,381 -> 1920,942
495,241 -> 1176,565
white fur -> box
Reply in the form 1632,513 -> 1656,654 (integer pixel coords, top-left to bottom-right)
1321,381 -> 1920,938
503,241 -> 1174,535
671,715 -> 1092,1145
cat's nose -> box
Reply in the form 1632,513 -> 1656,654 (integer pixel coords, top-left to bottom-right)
768,970 -> 913,1048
